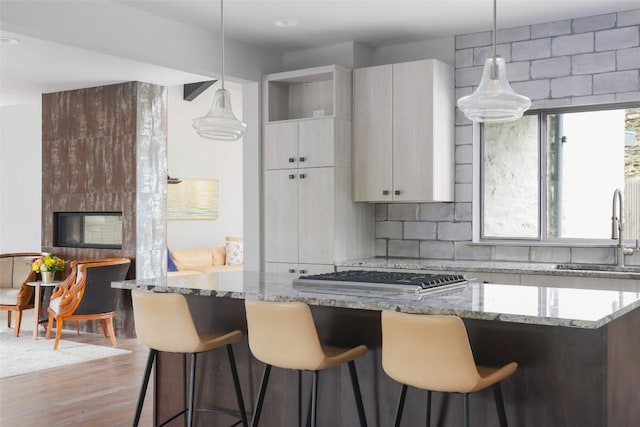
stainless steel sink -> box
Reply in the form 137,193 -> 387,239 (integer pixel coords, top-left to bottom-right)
555,263 -> 640,273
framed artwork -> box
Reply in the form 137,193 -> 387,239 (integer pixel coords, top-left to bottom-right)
167,179 -> 219,220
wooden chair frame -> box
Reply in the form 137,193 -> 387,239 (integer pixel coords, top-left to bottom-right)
45,258 -> 130,350
0,252 -> 42,337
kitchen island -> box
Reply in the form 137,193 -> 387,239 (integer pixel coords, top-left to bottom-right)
113,270 -> 640,427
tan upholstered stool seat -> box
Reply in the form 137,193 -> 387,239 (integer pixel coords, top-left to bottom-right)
245,300 -> 368,427
132,291 -> 248,427
382,311 -> 517,427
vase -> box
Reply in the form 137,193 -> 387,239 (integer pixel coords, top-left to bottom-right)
41,271 -> 55,284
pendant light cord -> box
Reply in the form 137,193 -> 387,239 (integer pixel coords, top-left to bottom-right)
220,0 -> 225,91
491,0 -> 498,79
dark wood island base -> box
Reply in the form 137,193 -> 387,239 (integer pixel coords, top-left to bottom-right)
152,296 -> 640,427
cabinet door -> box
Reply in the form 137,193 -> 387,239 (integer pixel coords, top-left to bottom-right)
353,65 -> 393,202
298,118 -> 335,168
298,167 -> 335,264
264,122 -> 298,170
264,170 -> 298,263
392,60 -> 433,201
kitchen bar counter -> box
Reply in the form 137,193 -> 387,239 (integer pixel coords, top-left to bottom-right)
339,257 -> 640,279
113,270 -> 640,329
113,271 -> 640,427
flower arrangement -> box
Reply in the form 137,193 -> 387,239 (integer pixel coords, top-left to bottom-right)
31,253 -> 67,273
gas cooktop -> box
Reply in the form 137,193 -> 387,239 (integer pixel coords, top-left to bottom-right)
293,270 -> 468,295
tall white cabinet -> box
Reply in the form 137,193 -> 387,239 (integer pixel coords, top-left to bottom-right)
263,65 -> 373,277
353,59 -> 455,202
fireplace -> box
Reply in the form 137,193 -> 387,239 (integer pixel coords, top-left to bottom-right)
54,212 -> 123,249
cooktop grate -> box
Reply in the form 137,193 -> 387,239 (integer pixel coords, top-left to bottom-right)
293,270 -> 467,295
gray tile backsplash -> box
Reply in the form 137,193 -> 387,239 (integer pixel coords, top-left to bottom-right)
374,9 -> 640,266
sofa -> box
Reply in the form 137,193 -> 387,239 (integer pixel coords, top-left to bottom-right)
168,237 -> 243,276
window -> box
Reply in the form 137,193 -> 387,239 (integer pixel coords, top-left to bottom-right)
481,105 -> 640,242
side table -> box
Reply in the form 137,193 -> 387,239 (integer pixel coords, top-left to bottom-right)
26,281 -> 61,339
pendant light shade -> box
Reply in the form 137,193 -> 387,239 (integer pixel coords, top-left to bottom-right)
457,57 -> 531,122
457,0 -> 531,123
193,0 -> 246,141
193,88 -> 247,140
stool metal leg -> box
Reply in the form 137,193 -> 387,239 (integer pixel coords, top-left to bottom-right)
310,370 -> 319,427
394,384 -> 408,427
183,353 -> 188,427
226,344 -> 248,427
187,353 -> 197,427
133,349 -> 156,427
493,383 -> 508,427
426,390 -> 432,427
251,364 -> 272,427
298,370 -> 303,427
347,360 -> 367,427
463,393 -> 469,427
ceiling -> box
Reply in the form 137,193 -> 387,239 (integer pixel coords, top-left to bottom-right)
117,0 -> 640,50
1,0 -> 638,106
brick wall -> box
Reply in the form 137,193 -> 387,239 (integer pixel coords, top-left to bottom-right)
375,9 -> 640,265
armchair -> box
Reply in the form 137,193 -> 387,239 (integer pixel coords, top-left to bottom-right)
0,252 -> 42,337
45,258 -> 131,350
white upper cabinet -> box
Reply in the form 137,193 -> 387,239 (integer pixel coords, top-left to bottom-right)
353,65 -> 394,202
353,59 -> 454,203
264,118 -> 336,170
264,121 -> 298,170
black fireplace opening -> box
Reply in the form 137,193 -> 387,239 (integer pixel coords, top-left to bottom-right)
54,212 -> 123,249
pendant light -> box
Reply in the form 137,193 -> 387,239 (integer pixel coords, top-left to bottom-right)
193,0 -> 247,140
457,0 -> 531,123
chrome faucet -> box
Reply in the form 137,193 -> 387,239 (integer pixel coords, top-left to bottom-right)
611,188 -> 638,267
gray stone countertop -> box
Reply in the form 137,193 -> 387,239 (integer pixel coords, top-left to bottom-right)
337,257 -> 640,280
112,270 -> 640,329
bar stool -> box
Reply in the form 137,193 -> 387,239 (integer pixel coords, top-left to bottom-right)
244,300 -> 368,427
131,290 -> 248,427
381,311 -> 517,427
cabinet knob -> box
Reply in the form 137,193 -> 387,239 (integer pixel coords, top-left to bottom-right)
394,190 -> 401,196
288,269 -> 296,274
299,157 -> 306,162
289,174 -> 296,179
382,190 -> 389,195
288,157 -> 295,163
299,269 -> 307,274
299,173 -> 306,179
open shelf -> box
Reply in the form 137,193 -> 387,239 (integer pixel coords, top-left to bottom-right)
264,65 -> 351,123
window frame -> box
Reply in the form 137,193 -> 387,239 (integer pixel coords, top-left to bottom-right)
477,102 -> 639,245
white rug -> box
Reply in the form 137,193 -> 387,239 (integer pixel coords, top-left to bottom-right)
0,331 -> 131,379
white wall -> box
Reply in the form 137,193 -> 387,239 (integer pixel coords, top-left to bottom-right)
283,42 -> 362,70
281,38 -> 455,71
166,82 -> 244,249
241,82 -> 261,271
0,102 -> 42,252
369,37 -> 455,66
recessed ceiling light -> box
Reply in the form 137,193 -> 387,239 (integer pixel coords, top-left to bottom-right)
273,19 -> 298,28
0,37 -> 21,45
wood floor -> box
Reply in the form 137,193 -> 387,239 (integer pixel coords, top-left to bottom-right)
0,310 -> 153,426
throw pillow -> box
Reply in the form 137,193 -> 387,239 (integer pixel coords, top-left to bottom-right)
167,250 -> 179,272
225,240 -> 243,266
